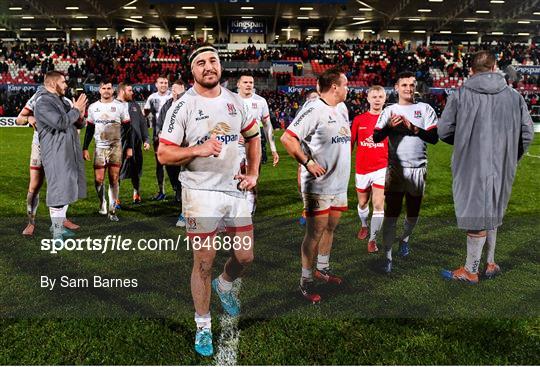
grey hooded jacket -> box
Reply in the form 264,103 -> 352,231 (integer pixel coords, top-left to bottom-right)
438,72 -> 534,230
35,90 -> 87,207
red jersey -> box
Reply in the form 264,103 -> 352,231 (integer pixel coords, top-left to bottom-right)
351,111 -> 388,174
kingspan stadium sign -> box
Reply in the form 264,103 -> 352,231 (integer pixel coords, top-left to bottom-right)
230,20 -> 266,34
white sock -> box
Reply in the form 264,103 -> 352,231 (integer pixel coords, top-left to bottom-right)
217,273 -> 233,292
465,235 -> 486,274
194,312 -> 211,330
301,268 -> 313,284
382,217 -> 397,260
401,217 -> 418,242
357,205 -> 370,227
369,211 -> 384,241
486,228 -> 498,264
133,188 -> 139,196
49,205 -> 68,234
316,254 -> 330,270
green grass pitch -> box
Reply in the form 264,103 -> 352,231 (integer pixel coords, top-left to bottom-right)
0,126 -> 539,364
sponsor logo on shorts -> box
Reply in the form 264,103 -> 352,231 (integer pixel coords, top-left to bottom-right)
196,122 -> 239,145
331,126 -> 351,144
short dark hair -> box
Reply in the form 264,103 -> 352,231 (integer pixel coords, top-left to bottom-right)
318,67 -> 344,93
471,51 -> 496,73
99,79 -> 113,87
238,72 -> 254,80
44,70 -> 64,83
395,71 -> 415,84
156,75 -> 169,82
173,79 -> 187,88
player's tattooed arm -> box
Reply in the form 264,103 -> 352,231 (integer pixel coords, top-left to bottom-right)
280,132 -> 326,177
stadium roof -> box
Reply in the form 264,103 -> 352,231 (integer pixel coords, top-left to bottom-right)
0,0 -> 539,38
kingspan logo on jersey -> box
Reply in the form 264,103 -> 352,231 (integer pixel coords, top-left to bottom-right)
95,113 -> 115,124
331,126 -> 352,144
196,122 -> 239,145
360,135 -> 385,148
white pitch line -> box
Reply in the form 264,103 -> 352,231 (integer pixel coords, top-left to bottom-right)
526,152 -> 540,159
214,279 -> 242,366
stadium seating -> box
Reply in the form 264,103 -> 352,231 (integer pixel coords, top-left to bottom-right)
1,37 -> 539,119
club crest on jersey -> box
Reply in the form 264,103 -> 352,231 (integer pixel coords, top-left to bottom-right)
227,103 -> 237,116
252,102 -> 258,109
331,126 -> 351,144
414,110 -> 422,118
196,122 -> 239,145
111,106 -> 116,112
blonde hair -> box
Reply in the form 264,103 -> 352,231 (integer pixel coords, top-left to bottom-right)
367,85 -> 385,95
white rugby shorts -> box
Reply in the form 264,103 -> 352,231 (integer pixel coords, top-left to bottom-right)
29,143 -> 42,170
182,187 -> 253,238
302,192 -> 348,217
355,167 -> 386,193
93,144 -> 123,168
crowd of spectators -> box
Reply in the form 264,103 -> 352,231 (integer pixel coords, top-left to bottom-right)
1,37 -> 539,86
1,37 -> 540,119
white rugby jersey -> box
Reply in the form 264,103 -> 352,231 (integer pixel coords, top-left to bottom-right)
375,102 -> 437,168
25,89 -> 72,145
159,87 -> 258,197
243,93 -> 270,128
86,99 -> 130,148
286,98 -> 351,195
144,91 -> 172,125
238,93 -> 272,157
